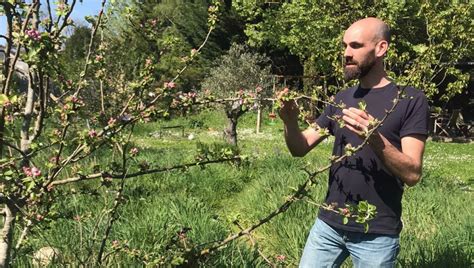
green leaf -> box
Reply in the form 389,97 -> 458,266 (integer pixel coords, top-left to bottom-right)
342,217 -> 348,225
0,94 -> 9,106
364,223 -> 369,233
412,44 -> 428,55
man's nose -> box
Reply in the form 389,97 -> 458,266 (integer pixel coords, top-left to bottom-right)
344,46 -> 352,58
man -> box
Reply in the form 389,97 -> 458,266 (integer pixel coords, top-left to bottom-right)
278,18 -> 429,267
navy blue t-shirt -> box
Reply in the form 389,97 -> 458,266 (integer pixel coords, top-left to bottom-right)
316,82 -> 429,235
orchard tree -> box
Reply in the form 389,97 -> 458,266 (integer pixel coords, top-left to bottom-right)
102,0 -> 245,93
233,1 -> 473,102
201,43 -> 272,145
0,1 -> 230,266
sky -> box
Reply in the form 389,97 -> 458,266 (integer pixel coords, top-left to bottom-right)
1,1 -> 103,45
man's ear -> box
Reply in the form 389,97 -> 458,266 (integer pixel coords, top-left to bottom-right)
375,40 -> 388,57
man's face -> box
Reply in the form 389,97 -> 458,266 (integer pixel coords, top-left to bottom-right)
342,27 -> 377,82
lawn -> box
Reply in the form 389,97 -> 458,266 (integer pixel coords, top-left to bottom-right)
15,110 -> 473,267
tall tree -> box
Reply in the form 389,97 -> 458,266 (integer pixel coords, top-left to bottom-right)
233,1 -> 473,102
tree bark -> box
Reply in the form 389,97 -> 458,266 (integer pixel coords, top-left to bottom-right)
224,116 -> 238,146
0,205 -> 16,268
223,101 -> 246,146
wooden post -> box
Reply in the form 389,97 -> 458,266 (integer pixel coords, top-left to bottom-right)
256,105 -> 261,134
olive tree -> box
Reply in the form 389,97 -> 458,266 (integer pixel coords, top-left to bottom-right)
201,43 -> 272,145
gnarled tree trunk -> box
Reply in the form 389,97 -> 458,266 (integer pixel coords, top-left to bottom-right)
0,204 -> 16,268
223,101 -> 246,146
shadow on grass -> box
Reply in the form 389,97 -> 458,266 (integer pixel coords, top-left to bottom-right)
398,245 -> 472,268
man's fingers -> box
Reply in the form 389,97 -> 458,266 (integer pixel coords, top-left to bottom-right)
342,115 -> 360,128
345,124 -> 358,133
348,107 -> 369,120
342,109 -> 361,124
276,88 -> 289,99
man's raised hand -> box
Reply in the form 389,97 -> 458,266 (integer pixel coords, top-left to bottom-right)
277,88 -> 299,124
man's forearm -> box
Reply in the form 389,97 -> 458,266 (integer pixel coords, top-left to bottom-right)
368,132 -> 422,186
284,120 -> 310,157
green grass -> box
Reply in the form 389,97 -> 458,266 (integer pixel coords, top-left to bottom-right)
13,110 -> 473,267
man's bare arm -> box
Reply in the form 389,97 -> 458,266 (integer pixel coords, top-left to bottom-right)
284,122 -> 327,157
278,88 -> 327,157
367,133 -> 425,186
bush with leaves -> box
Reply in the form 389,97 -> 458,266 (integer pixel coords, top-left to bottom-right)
201,43 -> 272,145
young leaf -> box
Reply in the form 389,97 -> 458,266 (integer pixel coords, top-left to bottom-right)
343,217 -> 349,225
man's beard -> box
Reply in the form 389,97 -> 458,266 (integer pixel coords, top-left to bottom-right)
343,54 -> 376,82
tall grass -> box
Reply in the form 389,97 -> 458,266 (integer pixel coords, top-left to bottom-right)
14,110 -> 473,267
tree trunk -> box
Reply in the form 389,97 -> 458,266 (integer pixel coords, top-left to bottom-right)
224,116 -> 238,146
223,102 -> 246,146
0,205 -> 16,268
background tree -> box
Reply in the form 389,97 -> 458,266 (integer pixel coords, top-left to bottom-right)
201,43 -> 272,145
233,1 -> 473,104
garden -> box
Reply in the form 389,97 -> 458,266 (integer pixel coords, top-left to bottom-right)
0,1 -> 472,267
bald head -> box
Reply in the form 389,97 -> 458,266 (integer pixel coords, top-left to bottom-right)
342,18 -> 391,82
347,17 -> 391,45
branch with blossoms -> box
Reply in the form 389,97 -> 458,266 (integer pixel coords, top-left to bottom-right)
194,85 -> 408,260
0,1 -> 229,266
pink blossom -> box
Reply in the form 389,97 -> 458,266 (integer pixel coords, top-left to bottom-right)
95,55 -> 103,61
5,115 -> 13,123
108,117 -> 116,126
191,48 -> 198,55
238,89 -> 244,96
145,58 -> 153,66
53,129 -> 62,137
25,29 -> 41,41
112,240 -> 120,248
130,147 -> 139,156
150,19 -> 157,27
57,3 -> 66,11
88,129 -> 97,138
164,82 -> 176,89
31,167 -> 41,177
47,184 -> 55,192
36,214 -> 44,221
73,215 -> 81,222
276,255 -> 286,262
256,86 -> 263,92
23,167 -> 33,177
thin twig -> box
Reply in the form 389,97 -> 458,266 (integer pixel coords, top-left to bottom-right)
51,156 -> 241,186
234,221 -> 276,268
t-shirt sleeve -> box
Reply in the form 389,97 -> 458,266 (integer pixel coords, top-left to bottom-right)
399,91 -> 429,137
316,103 -> 336,135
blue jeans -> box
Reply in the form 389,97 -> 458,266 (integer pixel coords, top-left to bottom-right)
299,218 -> 400,268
